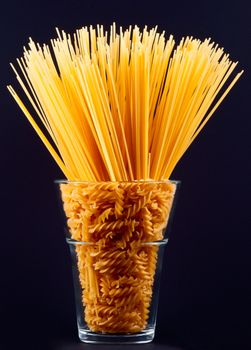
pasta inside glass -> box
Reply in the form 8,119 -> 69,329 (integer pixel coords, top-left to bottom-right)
56,180 -> 179,343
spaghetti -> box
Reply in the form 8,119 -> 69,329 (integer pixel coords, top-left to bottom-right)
8,25 -> 243,181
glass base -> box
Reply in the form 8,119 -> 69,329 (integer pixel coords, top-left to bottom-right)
78,327 -> 155,344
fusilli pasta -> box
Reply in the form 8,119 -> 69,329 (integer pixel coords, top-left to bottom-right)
60,180 -> 176,333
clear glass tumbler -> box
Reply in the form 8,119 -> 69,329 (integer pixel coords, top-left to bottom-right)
56,180 -> 179,344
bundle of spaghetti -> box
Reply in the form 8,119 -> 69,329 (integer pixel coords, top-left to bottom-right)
61,180 -> 176,332
8,24 -> 243,181
8,24 -> 243,333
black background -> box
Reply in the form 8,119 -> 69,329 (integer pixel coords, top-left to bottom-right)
0,1 -> 250,349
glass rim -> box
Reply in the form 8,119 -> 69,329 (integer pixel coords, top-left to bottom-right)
66,237 -> 169,246
54,179 -> 180,185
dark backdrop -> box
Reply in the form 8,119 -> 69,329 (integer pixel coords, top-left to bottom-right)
0,1 -> 250,349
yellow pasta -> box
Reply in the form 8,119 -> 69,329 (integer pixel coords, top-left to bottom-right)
61,181 -> 176,332
8,24 -> 242,334
8,24 -> 242,181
